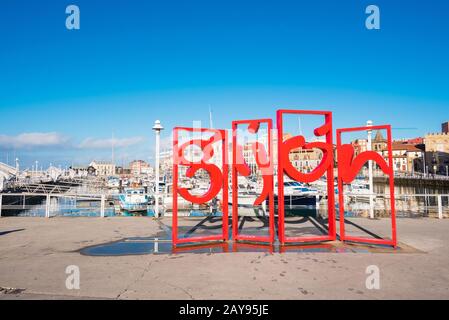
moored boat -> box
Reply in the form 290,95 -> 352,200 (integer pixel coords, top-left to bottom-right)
119,187 -> 148,212
229,180 -> 322,207
107,176 -> 120,189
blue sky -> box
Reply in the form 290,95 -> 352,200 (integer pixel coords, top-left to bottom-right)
0,0 -> 448,168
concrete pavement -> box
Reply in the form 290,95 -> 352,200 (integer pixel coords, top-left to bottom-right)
1,217 -> 448,299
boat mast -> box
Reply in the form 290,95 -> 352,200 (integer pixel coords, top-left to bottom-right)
209,105 -> 214,129
111,131 -> 115,174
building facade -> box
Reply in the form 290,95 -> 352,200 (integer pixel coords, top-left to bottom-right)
129,160 -> 153,176
385,142 -> 424,173
89,161 -> 116,176
425,132 -> 449,153
424,131 -> 449,174
351,139 -> 368,156
350,131 -> 425,174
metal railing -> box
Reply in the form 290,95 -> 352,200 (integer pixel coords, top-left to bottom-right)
343,193 -> 449,219
0,193 -> 107,218
0,192 -> 448,219
359,172 -> 449,181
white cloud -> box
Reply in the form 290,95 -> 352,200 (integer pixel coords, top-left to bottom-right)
159,135 -> 173,150
78,136 -> 145,149
0,132 -> 69,149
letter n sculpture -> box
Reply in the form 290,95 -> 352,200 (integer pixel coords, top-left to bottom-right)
336,125 -> 397,247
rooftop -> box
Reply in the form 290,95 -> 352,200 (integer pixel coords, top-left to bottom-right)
391,142 -> 423,152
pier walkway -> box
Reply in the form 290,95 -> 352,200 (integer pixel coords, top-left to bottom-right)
1,217 -> 449,299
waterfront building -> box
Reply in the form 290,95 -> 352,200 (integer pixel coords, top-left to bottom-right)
387,142 -> 424,173
284,133 -> 324,174
351,139 -> 368,156
425,132 -> 449,153
350,132 -> 425,174
129,160 -> 153,176
369,131 -> 422,173
89,161 -> 116,176
424,129 -> 449,174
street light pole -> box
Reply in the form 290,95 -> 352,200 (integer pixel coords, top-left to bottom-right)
153,120 -> 164,218
366,120 -> 374,219
422,152 -> 427,176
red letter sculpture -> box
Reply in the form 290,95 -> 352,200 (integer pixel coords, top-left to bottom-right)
172,127 -> 229,246
169,110 -> 398,249
232,119 -> 275,243
336,125 -> 397,247
276,110 -> 336,244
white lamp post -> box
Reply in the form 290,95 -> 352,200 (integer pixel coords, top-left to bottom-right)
152,120 -> 164,218
366,120 -> 374,219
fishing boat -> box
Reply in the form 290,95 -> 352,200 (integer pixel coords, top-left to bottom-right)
119,187 -> 148,212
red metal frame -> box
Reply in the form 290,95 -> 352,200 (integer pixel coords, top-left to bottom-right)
336,125 -> 397,247
232,119 -> 275,243
172,127 -> 229,246
172,242 -> 229,254
276,110 -> 336,244
171,242 -> 272,254
232,242 -> 274,253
